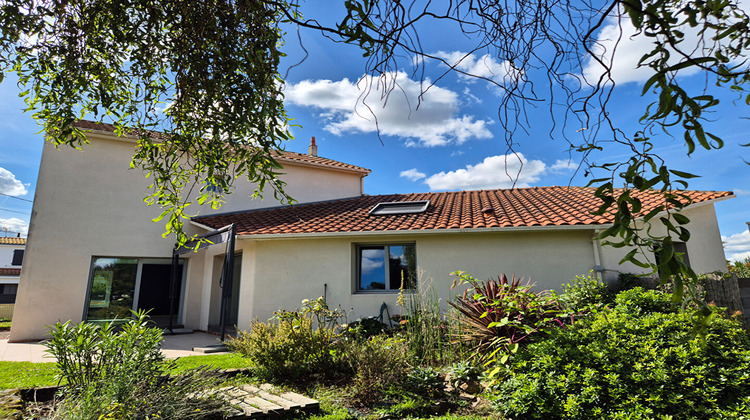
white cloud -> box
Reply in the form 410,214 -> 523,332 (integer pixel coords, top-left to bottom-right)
0,218 -> 28,235
433,51 -> 520,85
284,72 -> 493,147
582,8 -> 717,85
734,188 -> 749,196
549,159 -> 579,172
723,230 -> 750,262
423,153 -> 547,191
0,167 -> 28,196
400,168 -> 426,182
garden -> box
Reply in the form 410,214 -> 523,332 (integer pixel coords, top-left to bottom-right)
5,270 -> 750,419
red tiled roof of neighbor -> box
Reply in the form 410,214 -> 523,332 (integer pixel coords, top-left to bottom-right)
193,187 -> 733,236
0,237 -> 25,245
0,268 -> 21,276
70,120 -> 371,174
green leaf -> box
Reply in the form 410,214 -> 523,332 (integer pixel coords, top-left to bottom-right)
668,169 -> 699,179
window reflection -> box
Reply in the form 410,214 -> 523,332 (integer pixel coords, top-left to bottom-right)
357,244 -> 416,292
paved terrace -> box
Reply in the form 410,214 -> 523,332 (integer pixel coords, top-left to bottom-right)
0,331 -> 228,363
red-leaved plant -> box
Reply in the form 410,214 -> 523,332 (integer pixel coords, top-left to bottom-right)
449,272 -> 564,363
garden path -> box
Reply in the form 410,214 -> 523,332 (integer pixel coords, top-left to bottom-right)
0,331 -> 229,362
219,384 -> 320,419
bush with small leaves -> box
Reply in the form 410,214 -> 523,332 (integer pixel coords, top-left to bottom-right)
445,361 -> 481,390
729,257 -> 750,278
492,288 -> 750,419
339,334 -> 410,406
404,366 -> 445,400
560,273 -> 614,312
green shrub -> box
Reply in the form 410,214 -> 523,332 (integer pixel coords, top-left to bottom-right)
45,312 -> 226,419
404,366 -> 445,400
226,297 -> 345,383
492,288 -> 750,419
46,311 -> 164,394
612,286 -> 672,315
339,334 -> 409,406
445,361 -> 481,390
617,272 -> 644,290
560,273 -> 614,311
227,316 -> 339,382
729,257 -> 750,278
343,316 -> 389,340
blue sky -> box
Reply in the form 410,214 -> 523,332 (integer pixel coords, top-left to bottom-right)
0,3 -> 748,262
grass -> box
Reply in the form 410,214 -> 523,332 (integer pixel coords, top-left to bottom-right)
170,353 -> 251,373
0,321 -> 11,329
0,362 -> 59,389
0,353 -> 250,390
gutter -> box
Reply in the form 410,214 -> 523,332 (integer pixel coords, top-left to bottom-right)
236,223 -> 607,241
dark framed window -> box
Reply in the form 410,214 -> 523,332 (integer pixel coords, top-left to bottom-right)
11,250 -> 23,266
356,244 -> 416,292
85,257 -> 185,326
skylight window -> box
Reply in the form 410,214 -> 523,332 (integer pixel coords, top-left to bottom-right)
369,200 -> 429,216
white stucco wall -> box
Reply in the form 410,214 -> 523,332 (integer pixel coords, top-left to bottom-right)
222,203 -> 729,331
0,244 -> 24,269
230,228 -> 600,330
12,134 -> 366,341
597,203 -> 727,282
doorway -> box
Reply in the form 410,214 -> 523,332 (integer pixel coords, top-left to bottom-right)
208,252 -> 242,332
136,263 -> 184,327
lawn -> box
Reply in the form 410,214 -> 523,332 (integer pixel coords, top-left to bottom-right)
170,353 -> 251,373
0,353 -> 250,390
0,361 -> 59,389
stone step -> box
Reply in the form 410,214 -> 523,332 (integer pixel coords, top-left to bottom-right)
217,384 -> 319,419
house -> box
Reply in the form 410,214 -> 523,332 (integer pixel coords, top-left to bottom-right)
0,236 -> 24,319
9,121 -> 734,341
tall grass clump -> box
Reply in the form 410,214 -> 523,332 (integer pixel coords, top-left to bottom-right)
45,311 -> 226,419
398,276 -> 463,366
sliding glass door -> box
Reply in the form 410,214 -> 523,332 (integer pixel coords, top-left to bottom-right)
85,257 -> 185,326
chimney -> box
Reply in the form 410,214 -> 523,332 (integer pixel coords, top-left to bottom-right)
308,136 -> 318,157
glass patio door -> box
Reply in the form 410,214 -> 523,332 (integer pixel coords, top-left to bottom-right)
85,257 -> 184,326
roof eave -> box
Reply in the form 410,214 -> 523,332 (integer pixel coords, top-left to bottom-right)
274,155 -> 371,176
236,223 -> 610,240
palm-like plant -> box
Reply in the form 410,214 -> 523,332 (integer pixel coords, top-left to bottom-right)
449,272 -> 562,358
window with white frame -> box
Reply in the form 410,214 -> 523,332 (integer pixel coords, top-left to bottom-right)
356,244 -> 416,292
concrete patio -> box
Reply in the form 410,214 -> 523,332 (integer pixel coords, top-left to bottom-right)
0,331 -> 229,363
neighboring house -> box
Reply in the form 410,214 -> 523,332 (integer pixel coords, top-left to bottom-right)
0,236 -> 25,305
10,121 -> 734,341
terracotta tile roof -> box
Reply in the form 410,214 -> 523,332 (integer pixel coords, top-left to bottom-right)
0,237 -> 25,245
0,268 -> 21,276
193,187 -> 733,236
272,150 -> 370,174
71,120 -> 370,174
